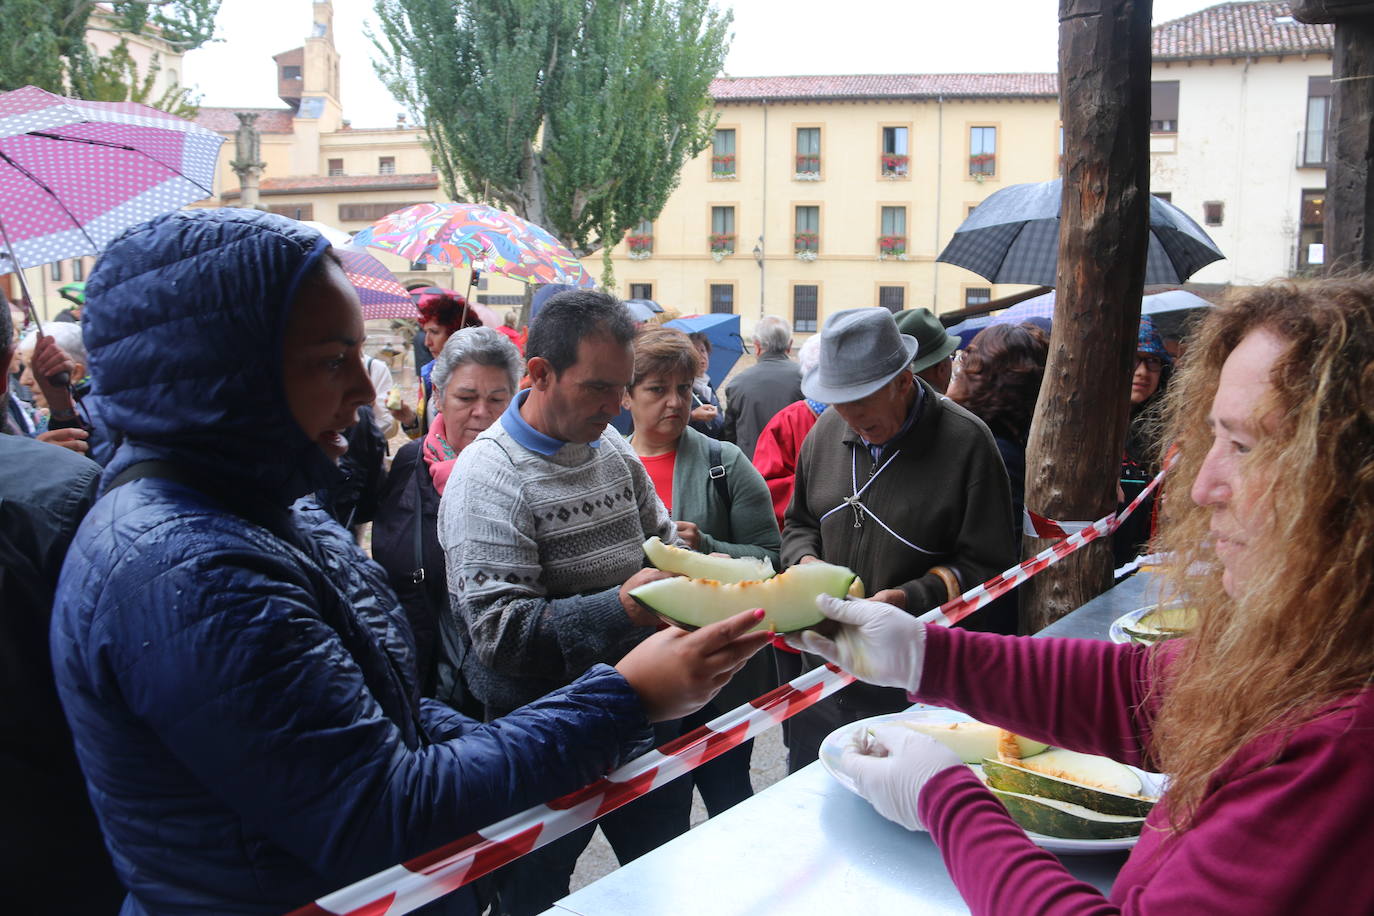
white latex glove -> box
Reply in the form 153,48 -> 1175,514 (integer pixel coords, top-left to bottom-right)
784,594 -> 927,693
839,724 -> 964,832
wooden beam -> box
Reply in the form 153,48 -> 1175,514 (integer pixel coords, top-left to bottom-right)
1020,0 -> 1154,632
1324,17 -> 1374,271
1293,1 -> 1374,23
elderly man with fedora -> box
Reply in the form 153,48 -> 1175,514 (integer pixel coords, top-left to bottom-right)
781,307 -> 1016,771
894,307 -> 960,393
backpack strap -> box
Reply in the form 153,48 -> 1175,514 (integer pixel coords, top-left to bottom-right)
707,438 -> 730,510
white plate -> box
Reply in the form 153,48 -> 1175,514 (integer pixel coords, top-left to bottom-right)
819,708 -> 1164,855
1109,602 -> 1193,645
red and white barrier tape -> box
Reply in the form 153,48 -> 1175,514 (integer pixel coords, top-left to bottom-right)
290,465 -> 1168,916
286,663 -> 855,916
1023,507 -> 1093,539
920,466 -> 1167,628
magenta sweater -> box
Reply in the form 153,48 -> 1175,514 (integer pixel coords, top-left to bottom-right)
914,625 -> 1374,915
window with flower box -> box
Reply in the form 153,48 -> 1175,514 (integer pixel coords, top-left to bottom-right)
793,285 -> 819,333
795,127 -> 821,178
712,128 -> 736,178
879,206 -> 907,257
794,205 -> 819,256
969,126 -> 996,177
626,219 -> 653,258
881,126 -> 909,177
710,206 -> 736,254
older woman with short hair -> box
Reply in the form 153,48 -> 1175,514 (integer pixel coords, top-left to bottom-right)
625,326 -> 781,815
372,326 -> 523,698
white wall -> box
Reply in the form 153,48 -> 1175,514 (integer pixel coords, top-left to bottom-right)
1150,53 -> 1331,285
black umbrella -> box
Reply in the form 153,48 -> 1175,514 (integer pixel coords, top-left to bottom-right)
937,179 -> 1224,287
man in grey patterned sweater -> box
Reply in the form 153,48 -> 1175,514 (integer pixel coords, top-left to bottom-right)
438,290 -> 689,916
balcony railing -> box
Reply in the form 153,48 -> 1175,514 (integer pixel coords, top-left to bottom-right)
881,153 -> 909,177
711,154 -> 736,177
795,154 -> 820,176
878,234 -> 907,258
709,232 -> 736,255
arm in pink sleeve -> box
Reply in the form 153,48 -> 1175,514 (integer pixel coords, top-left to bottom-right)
916,625 -> 1163,768
920,767 -> 1121,916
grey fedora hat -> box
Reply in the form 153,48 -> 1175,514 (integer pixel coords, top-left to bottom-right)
894,307 -> 960,373
802,307 -> 918,404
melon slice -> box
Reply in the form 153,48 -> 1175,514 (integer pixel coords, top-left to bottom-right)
630,561 -> 857,632
990,789 -> 1147,840
1002,747 -> 1143,797
983,759 -> 1155,817
642,536 -> 775,584
1123,605 -> 1198,643
896,720 -> 1048,765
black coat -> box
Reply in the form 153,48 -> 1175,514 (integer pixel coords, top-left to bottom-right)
0,433 -> 124,913
372,439 -> 450,698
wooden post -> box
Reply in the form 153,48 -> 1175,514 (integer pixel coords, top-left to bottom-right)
1293,3 -> 1374,270
1019,0 -> 1154,633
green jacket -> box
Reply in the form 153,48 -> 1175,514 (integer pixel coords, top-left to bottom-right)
635,426 -> 782,709
669,426 -> 781,569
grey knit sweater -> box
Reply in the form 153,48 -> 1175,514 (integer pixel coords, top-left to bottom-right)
437,421 -> 675,716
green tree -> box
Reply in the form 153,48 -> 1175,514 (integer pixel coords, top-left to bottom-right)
0,0 -> 217,115
372,0 -> 731,259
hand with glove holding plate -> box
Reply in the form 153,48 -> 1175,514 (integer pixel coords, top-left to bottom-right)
785,594 -> 963,832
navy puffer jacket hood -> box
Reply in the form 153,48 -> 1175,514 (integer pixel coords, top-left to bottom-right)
84,207 -> 339,501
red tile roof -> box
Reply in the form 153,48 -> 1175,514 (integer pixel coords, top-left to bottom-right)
195,107 -> 297,134
710,73 -> 1058,102
1153,1 -> 1332,60
221,173 -> 440,198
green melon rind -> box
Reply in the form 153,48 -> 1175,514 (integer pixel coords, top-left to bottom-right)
630,561 -> 857,633
642,536 -> 776,584
983,759 -> 1156,818
990,789 -> 1147,840
1121,625 -> 1187,644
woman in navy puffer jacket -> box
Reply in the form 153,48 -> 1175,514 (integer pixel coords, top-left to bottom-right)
51,209 -> 767,916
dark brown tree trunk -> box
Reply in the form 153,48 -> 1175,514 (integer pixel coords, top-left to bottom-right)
1020,0 -> 1154,633
1324,17 -> 1374,272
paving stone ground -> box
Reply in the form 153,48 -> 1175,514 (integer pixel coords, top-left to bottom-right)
569,723 -> 788,892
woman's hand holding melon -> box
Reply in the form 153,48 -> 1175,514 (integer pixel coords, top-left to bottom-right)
784,594 -> 928,693
839,724 -> 963,832
615,609 -> 774,722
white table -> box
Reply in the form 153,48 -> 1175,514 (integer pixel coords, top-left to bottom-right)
542,574 -> 1160,915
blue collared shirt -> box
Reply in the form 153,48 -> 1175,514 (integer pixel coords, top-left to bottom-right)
499,388 -> 602,456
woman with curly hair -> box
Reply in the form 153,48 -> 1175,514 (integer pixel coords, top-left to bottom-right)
947,321 -> 1048,527
787,276 -> 1374,914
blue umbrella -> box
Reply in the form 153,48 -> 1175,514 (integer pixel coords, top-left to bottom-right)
946,289 -> 1212,346
665,313 -> 743,390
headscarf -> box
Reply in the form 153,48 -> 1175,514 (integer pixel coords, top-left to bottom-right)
422,412 -> 459,495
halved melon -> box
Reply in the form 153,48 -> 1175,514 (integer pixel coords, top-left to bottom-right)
895,720 -> 1048,765
990,789 -> 1147,840
1002,747 -> 1143,797
983,759 -> 1155,817
630,561 -> 857,632
642,536 -> 775,584
1123,604 -> 1198,644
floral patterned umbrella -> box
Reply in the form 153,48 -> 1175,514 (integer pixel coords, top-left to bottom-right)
351,202 -> 595,288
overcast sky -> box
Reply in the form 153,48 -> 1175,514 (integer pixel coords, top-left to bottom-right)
182,0 -> 1220,128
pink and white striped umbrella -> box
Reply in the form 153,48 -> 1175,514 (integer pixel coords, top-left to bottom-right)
0,85 -> 224,273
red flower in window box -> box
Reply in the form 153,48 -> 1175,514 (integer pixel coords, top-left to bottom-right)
878,234 -> 906,255
794,231 -> 818,252
881,154 -> 909,173
969,152 -> 996,174
626,234 -> 653,253
795,154 -> 820,173
711,154 -> 736,175
709,232 -> 736,253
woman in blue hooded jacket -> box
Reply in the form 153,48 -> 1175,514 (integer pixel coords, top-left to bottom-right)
50,209 -> 769,916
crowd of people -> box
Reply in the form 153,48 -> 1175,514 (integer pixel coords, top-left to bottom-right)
6,204 -> 1374,915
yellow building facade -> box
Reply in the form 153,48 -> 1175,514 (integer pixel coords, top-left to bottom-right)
610,76 -> 1060,335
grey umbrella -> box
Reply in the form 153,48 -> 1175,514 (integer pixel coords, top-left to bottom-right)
937,179 -> 1224,286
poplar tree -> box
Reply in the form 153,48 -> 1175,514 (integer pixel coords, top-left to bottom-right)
0,0 -> 218,113
372,0 -> 730,258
